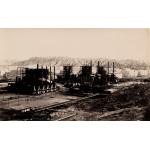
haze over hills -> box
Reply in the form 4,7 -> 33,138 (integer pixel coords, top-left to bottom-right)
0,59 -> 16,65
12,56 -> 150,70
0,57 -> 149,79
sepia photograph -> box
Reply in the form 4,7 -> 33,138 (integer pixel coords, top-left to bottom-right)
1,1 -> 150,150
0,28 -> 150,121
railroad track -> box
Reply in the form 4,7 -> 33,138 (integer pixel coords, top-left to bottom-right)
0,91 -> 57,103
56,113 -> 77,121
1,81 -> 142,116
20,93 -> 108,113
0,81 -> 141,103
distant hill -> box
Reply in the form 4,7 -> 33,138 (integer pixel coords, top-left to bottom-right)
12,56 -> 150,70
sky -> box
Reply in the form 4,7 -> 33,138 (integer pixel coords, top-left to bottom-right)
0,29 -> 150,61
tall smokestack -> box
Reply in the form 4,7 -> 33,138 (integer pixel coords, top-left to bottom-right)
113,62 -> 115,74
54,66 -> 55,81
108,62 -> 109,75
90,60 -> 92,66
37,64 -> 39,70
50,66 -> 51,82
98,61 -> 100,67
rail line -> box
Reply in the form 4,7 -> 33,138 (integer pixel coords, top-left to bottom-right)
20,93 -> 108,113
0,81 -> 142,118
0,91 -> 57,103
20,82 -> 142,113
56,113 -> 77,121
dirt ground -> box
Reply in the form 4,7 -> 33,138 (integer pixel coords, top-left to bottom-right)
70,83 -> 150,121
1,82 -> 150,121
53,82 -> 150,121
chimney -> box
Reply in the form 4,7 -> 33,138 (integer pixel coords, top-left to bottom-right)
54,66 -> 55,81
113,62 -> 115,74
90,60 -> 92,66
37,64 -> 39,70
50,66 -> 51,82
108,62 -> 109,75
98,61 -> 100,67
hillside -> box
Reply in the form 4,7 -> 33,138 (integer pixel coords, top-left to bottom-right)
12,56 -> 150,70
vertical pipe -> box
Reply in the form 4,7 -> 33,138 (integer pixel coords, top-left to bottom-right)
108,62 -> 109,75
49,66 -> 52,91
97,61 -> 100,74
113,62 -> 115,74
20,68 -> 21,77
41,66 -> 43,78
90,60 -> 92,74
36,64 -> 39,83
37,64 -> 39,70
53,66 -> 56,90
46,66 -> 47,79
54,66 -> 55,81
90,60 -> 92,66
98,61 -> 100,67
20,68 -> 21,78
50,66 -> 51,82
17,68 -> 18,76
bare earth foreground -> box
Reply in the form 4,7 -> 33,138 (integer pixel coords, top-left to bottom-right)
50,82 -> 150,121
0,82 -> 150,121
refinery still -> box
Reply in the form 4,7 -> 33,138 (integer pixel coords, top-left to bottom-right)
1,28 -> 150,121
0,58 -> 150,121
